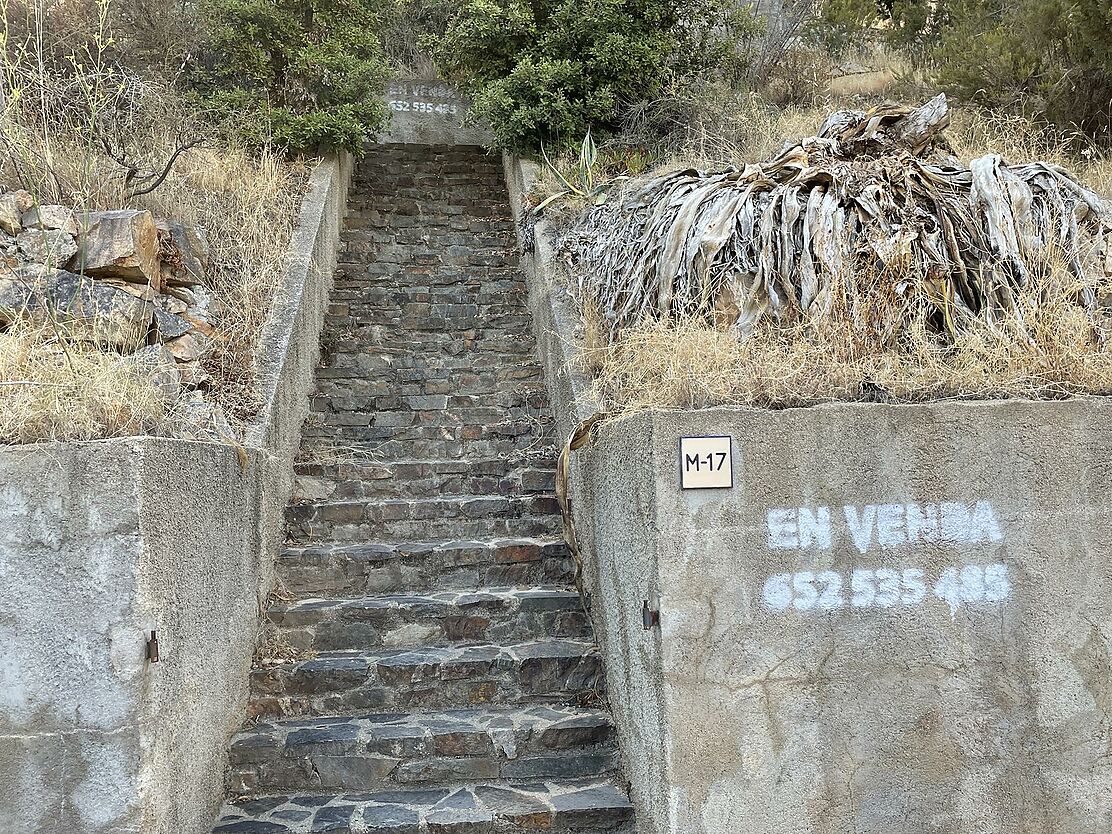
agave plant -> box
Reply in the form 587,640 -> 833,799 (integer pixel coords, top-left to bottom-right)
534,129 -> 629,214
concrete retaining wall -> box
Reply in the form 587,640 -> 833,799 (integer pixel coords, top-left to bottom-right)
0,153 -> 353,834
379,78 -> 491,146
503,156 -> 1112,834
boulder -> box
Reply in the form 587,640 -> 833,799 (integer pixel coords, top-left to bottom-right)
131,344 -> 182,402
16,229 -> 78,267
165,331 -> 214,362
22,204 -> 78,236
72,209 -> 161,288
156,219 -> 209,286
0,191 -> 31,236
0,265 -> 153,351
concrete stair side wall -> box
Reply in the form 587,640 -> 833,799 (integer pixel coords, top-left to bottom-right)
0,154 -> 354,834
503,154 -> 1112,834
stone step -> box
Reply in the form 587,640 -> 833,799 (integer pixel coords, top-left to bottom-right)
213,777 -> 635,833
309,392 -> 548,415
295,436 -> 550,463
304,421 -> 548,448
226,705 -> 619,796
277,538 -> 574,598
268,587 -> 590,652
293,433 -> 549,460
320,313 -> 537,334
315,357 -> 543,380
249,639 -> 605,719
293,459 -> 555,502
285,495 -> 561,544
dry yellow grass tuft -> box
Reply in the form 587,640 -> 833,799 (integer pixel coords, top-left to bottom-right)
590,265 -> 1112,414
0,320 -> 167,444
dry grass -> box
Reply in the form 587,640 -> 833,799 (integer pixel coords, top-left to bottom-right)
611,76 -> 1112,198
589,264 -> 1112,414
134,144 -> 307,421
0,6 -> 308,444
0,320 -> 167,443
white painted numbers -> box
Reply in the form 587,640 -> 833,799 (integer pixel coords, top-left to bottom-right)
387,82 -> 462,118
762,563 -> 1010,616
388,100 -> 460,116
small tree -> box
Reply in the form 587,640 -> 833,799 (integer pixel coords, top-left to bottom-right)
434,0 -> 717,153
194,0 -> 390,153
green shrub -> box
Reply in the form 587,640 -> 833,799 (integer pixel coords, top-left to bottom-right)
933,0 -> 1112,142
433,0 -> 723,153
194,0 -> 391,154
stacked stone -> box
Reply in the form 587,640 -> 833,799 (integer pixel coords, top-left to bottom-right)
0,191 -> 223,410
212,145 -> 635,833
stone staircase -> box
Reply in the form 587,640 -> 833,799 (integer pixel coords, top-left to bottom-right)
211,145 -> 635,833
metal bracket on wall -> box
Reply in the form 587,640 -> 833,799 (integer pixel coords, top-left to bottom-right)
146,631 -> 160,663
642,600 -> 660,630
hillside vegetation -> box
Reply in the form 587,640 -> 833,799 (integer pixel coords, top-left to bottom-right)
2,0 -> 1111,442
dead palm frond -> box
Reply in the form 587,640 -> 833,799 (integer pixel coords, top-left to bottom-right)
562,95 -> 1112,343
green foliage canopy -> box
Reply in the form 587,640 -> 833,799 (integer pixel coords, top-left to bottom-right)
195,0 -> 390,153
433,0 -> 719,152
933,0 -> 1112,142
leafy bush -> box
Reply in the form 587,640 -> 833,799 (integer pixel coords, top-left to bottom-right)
932,0 -> 1112,142
433,0 -> 725,152
194,0 -> 391,153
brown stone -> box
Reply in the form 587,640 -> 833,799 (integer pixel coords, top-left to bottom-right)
166,331 -> 214,362
0,191 -> 31,236
72,209 -> 161,288
155,219 -> 209,286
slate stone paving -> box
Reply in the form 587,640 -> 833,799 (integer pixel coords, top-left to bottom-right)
212,144 -> 634,832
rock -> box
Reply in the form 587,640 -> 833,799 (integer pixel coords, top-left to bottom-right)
101,278 -> 157,302
0,191 -> 31,236
154,308 -> 192,340
16,229 -> 78,267
156,219 -> 209,286
156,292 -> 189,315
131,344 -> 182,402
72,209 -> 161,288
0,265 -> 153,350
176,360 -> 211,388
166,330 -> 214,362
167,283 -> 223,323
21,204 -> 78,236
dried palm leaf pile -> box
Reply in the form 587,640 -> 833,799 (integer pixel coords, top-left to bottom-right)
559,94 -> 1112,409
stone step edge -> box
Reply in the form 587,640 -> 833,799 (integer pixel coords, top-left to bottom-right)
288,493 -> 558,509
253,639 -> 601,675
215,777 -> 634,833
229,704 -> 614,752
269,586 -> 582,613
278,536 -> 568,559
294,458 -> 556,474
